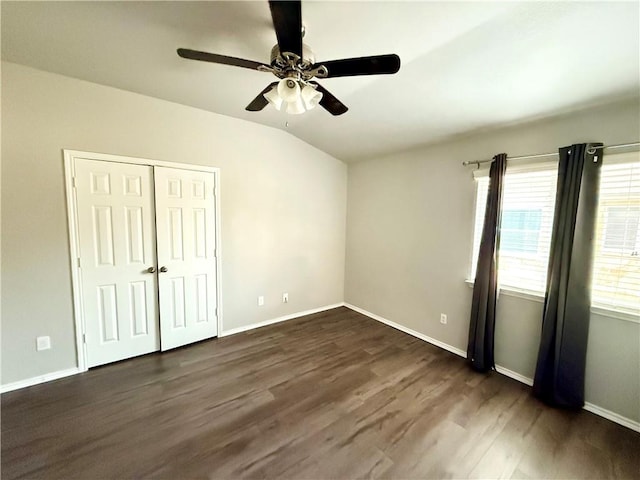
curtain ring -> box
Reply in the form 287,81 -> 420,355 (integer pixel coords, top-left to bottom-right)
586,146 -> 597,155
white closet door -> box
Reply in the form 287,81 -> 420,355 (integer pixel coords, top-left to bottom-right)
154,167 -> 218,350
74,159 -> 159,367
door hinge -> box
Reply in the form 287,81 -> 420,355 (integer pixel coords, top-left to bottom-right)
77,257 -> 82,268
82,333 -> 86,344
72,177 -> 77,188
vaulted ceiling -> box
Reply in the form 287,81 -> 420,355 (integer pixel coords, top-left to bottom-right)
2,1 -> 639,162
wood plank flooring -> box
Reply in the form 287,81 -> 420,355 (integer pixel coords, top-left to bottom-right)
2,307 -> 638,479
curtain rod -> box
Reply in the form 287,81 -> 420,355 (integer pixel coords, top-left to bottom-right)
462,142 -> 640,167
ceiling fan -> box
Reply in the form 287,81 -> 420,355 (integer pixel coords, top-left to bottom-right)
177,0 -> 401,116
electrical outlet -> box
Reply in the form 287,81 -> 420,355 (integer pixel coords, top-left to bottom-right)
36,336 -> 51,351
440,313 -> 448,325
282,292 -> 289,303
258,296 -> 265,306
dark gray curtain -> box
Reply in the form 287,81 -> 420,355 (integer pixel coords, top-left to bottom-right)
467,153 -> 507,372
533,143 -> 602,408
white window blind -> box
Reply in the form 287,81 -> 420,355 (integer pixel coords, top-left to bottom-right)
592,158 -> 640,314
470,168 -> 557,292
498,169 -> 557,292
470,177 -> 489,280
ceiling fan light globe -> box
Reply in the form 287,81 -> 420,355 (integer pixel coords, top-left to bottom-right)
277,78 -> 301,103
286,96 -> 306,115
263,85 -> 283,110
301,85 -> 322,110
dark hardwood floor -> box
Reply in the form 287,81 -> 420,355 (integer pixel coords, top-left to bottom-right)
2,307 -> 638,479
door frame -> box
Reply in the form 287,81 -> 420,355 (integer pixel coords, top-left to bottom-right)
64,149 -> 222,372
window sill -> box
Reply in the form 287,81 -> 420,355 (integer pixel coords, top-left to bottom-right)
590,306 -> 640,323
465,279 -> 544,303
465,280 -> 639,324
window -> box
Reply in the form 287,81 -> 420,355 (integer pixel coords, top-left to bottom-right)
470,152 -> 640,316
470,167 -> 557,293
501,209 -> 543,254
601,206 -> 640,254
592,158 -> 640,314
470,176 -> 489,279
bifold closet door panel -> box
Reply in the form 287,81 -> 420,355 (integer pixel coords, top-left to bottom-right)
74,159 -> 160,367
154,167 -> 218,350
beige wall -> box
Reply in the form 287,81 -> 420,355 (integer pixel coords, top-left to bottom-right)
345,100 -> 640,422
1,62 -> 347,385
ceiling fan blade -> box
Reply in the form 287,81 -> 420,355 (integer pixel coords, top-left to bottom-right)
177,48 -> 269,71
310,82 -> 348,116
269,0 -> 303,57
245,82 -> 278,111
314,54 -> 401,78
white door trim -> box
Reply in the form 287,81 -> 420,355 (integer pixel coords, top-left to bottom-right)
63,149 -> 223,373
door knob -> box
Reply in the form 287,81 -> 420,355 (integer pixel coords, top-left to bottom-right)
147,266 -> 156,273
159,266 -> 168,273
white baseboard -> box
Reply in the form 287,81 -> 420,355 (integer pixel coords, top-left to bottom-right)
584,402 -> 640,432
344,303 -> 639,432
1,367 -> 81,394
494,365 -> 534,386
220,303 -> 345,337
344,303 -> 467,358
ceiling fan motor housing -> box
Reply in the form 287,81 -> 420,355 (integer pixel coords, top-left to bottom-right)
270,44 -> 315,68
268,43 -> 328,81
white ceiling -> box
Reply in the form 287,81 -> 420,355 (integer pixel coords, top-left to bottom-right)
2,1 -> 639,162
